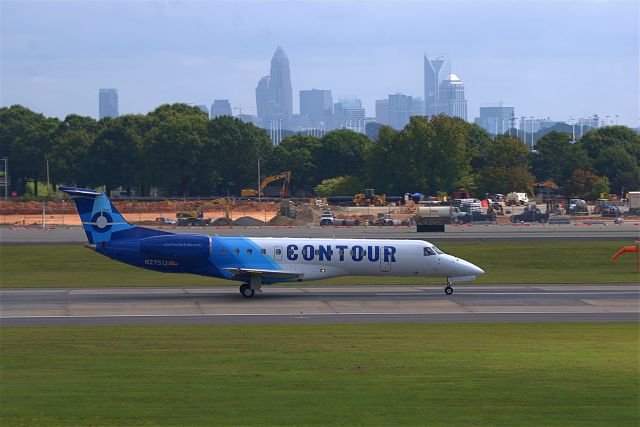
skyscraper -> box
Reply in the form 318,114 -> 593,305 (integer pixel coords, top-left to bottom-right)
439,74 -> 467,121
424,54 -> 451,117
98,88 -> 118,119
375,99 -> 389,125
334,99 -> 366,132
255,76 -> 270,119
475,103 -> 515,135
386,94 -> 425,129
300,89 -> 332,122
388,94 -> 412,130
210,99 -> 232,118
255,47 -> 293,124
269,46 -> 293,116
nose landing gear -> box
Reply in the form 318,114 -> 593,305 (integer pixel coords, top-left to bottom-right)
444,283 -> 454,295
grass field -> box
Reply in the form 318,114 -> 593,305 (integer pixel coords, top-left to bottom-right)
1,323 -> 638,426
0,240 -> 637,288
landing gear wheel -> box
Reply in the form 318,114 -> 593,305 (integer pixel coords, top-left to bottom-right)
240,283 -> 255,298
445,285 -> 454,295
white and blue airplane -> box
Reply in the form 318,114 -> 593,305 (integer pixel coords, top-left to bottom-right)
61,187 -> 484,297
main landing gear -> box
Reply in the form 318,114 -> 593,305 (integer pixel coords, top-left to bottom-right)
239,276 -> 263,298
444,283 -> 454,295
239,283 -> 254,298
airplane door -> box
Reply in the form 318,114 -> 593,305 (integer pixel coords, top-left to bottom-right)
380,257 -> 391,272
274,246 -> 283,261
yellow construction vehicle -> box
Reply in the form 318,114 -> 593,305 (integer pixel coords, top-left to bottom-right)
241,171 -> 292,198
211,198 -> 234,219
353,188 -> 386,206
176,205 -> 211,226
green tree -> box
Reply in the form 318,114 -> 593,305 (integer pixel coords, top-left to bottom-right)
594,145 -> 640,193
207,115 -> 272,195
87,115 -> 147,195
563,169 -> 601,199
314,175 -> 365,196
578,126 -> 640,192
476,135 -> 534,195
579,126 -> 640,163
467,123 -> 493,171
590,176 -> 610,199
427,115 -> 472,194
272,134 -> 321,194
316,129 -> 369,183
366,116 -> 474,195
143,105 -> 210,195
0,105 -> 58,195
533,131 -> 591,185
49,114 -> 100,189
365,125 -> 402,194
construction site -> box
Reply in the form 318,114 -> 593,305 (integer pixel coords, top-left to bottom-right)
1,185 -> 638,230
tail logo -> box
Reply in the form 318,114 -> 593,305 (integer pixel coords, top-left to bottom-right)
90,212 -> 113,232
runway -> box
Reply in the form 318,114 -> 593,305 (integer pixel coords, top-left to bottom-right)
2,285 -> 638,326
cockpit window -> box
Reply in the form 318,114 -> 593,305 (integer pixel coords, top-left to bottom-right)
424,247 -> 435,256
432,246 -> 444,254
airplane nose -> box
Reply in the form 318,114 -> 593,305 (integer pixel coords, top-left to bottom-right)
470,263 -> 485,276
453,258 -> 485,276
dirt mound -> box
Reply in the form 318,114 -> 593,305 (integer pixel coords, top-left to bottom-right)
211,217 -> 235,226
268,215 -> 295,226
234,216 -> 265,226
293,205 -> 322,225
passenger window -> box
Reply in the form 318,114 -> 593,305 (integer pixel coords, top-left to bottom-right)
221,248 -> 227,254
315,249 -> 319,255
233,248 -> 239,254
424,247 -> 435,256
247,249 -> 253,254
261,249 -> 266,254
276,248 -> 282,255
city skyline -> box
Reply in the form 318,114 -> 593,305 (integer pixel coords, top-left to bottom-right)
1,1 -> 638,127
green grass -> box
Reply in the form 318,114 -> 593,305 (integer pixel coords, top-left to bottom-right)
1,241 -> 638,288
1,323 -> 638,426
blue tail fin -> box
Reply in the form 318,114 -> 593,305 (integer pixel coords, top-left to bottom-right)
60,187 -> 135,244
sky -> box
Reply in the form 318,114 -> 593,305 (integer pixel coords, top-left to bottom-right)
1,0 -> 638,126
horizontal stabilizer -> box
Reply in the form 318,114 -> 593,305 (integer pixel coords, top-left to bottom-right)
223,267 -> 303,280
59,186 -> 102,198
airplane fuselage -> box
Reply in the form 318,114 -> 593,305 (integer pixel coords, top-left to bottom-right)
98,235 -> 483,283
59,186 -> 484,297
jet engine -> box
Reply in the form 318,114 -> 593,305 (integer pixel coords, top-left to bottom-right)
140,234 -> 211,259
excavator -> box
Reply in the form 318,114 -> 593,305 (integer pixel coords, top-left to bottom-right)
240,171 -> 292,198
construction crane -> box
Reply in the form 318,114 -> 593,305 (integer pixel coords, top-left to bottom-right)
232,106 -> 255,116
241,171 -> 292,198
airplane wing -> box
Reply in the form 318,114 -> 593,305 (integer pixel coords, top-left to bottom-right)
223,267 -> 303,280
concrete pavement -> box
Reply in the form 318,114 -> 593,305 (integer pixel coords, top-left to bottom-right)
2,284 -> 638,326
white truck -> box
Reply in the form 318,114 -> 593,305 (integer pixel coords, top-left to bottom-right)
319,212 -> 334,226
505,192 -> 530,206
628,191 -> 640,216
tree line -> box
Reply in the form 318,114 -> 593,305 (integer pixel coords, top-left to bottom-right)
1,103 -> 638,199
